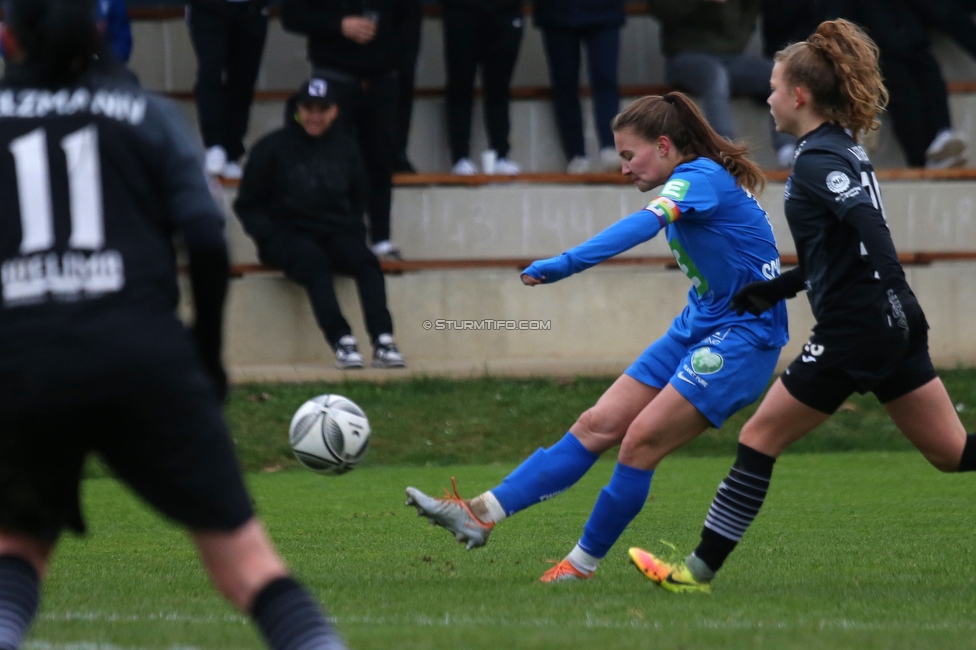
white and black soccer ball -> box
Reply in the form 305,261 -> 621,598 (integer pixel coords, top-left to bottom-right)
288,394 -> 370,475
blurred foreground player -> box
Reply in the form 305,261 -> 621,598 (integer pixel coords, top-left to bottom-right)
0,1 -> 346,648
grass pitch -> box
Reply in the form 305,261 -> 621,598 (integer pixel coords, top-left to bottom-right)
32,452 -> 976,649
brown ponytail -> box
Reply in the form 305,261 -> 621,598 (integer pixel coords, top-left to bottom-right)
775,19 -> 888,139
611,92 -> 765,194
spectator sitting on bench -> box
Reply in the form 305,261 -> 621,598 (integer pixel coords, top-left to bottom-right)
234,79 -> 406,370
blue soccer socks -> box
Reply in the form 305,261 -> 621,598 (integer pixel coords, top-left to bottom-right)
578,462 -> 654,560
490,433 -> 599,517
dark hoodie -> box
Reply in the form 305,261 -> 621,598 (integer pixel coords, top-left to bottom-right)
234,96 -> 369,243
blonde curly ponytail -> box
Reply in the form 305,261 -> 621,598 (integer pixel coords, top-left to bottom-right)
775,19 -> 888,140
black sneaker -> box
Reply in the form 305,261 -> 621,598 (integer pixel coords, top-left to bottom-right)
334,335 -> 364,369
372,333 -> 405,368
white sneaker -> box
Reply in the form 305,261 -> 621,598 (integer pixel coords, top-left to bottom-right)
777,144 -> 797,169
600,147 -> 621,171
334,335 -> 364,370
452,158 -> 478,175
204,146 -> 227,176
926,153 -> 967,169
372,333 -> 405,368
566,155 -> 590,174
222,161 -> 243,180
370,240 -> 403,260
925,129 -> 966,166
492,157 -> 521,175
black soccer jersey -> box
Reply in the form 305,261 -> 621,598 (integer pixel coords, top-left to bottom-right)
0,63 -> 226,375
784,123 -> 891,332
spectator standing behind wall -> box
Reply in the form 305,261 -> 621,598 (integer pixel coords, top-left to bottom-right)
760,0 -> 822,57
823,0 -> 967,168
97,0 -> 132,63
444,0 -> 524,176
186,0 -> 269,180
647,0 -> 797,168
235,79 -> 407,370
282,0 -> 407,261
394,0 -> 422,173
534,0 -> 625,174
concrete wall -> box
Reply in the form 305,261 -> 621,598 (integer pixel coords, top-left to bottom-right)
222,179 -> 976,266
220,261 -> 976,379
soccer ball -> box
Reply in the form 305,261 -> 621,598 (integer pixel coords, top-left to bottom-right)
288,394 -> 370,475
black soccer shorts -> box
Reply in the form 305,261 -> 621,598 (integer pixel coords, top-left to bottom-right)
0,363 -> 254,543
780,329 -> 937,415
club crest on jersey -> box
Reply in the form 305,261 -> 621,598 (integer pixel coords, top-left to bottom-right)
660,178 -> 690,200
826,171 -> 851,194
691,347 -> 724,375
645,196 -> 681,227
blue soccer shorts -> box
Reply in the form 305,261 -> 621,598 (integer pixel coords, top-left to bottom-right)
625,327 -> 780,427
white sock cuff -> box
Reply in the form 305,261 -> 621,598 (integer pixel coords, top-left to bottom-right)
481,491 -> 507,523
567,544 -> 600,574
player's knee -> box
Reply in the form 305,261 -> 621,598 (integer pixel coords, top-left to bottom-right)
572,407 -> 626,449
617,426 -> 669,468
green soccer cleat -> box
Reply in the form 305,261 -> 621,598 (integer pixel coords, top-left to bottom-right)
628,547 -> 711,594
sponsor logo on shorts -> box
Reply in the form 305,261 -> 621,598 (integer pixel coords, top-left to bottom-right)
691,347 -> 724,375
826,171 -> 851,193
703,329 -> 731,346
678,366 -> 708,388
801,340 -> 825,363
660,178 -> 690,200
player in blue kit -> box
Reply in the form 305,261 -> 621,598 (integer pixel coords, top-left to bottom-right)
630,19 -> 976,594
405,91 -> 789,582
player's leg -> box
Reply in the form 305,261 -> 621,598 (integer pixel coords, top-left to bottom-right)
99,368 -> 346,649
542,385 -> 710,582
636,376 -> 834,591
0,396 -> 91,650
554,330 -> 780,582
191,519 -> 345,650
404,335 -> 684,548
885,378 -> 968,471
0,532 -> 51,650
405,374 -> 655,549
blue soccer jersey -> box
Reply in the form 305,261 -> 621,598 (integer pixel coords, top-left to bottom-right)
523,157 -> 789,350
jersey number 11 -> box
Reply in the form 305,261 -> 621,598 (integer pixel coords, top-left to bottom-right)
9,124 -> 105,255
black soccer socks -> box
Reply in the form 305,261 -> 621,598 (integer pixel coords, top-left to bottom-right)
251,576 -> 347,650
0,555 -> 39,650
692,443 -> 776,575
958,433 -> 976,472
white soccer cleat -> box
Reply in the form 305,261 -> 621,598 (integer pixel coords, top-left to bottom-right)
405,478 -> 494,550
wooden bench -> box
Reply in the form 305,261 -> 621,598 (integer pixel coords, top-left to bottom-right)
209,167 -> 976,190
228,251 -> 976,278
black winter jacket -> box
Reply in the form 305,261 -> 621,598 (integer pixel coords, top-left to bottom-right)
533,0 -> 626,30
281,0 -> 409,75
234,98 -> 369,243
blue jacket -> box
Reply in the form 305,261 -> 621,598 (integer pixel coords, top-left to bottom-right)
532,0 -> 626,30
98,0 -> 133,63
